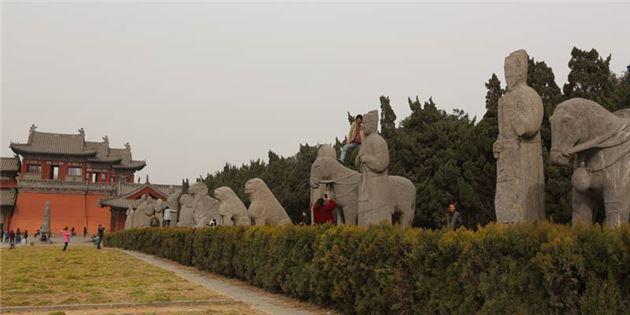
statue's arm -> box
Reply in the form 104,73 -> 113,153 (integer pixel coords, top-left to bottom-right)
360,139 -> 390,173
512,94 -> 542,138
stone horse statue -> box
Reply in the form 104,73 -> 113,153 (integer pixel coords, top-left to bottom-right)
550,98 -> 630,226
310,147 -> 416,227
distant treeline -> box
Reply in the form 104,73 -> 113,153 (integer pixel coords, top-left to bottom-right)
188,47 -> 630,228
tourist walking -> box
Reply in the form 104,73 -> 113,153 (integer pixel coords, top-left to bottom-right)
96,224 -> 105,249
8,230 -> 16,249
83,226 -> 87,238
15,228 -> 21,244
446,202 -> 463,230
312,194 -> 337,225
23,230 -> 28,244
339,114 -> 364,163
71,226 -> 76,236
62,227 -> 70,251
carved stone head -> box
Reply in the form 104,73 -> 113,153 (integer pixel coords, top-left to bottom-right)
504,49 -> 528,89
362,110 -> 379,136
180,194 -> 194,207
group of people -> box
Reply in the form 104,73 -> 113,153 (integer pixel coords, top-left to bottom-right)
1,228 -> 28,249
309,114 -> 465,230
1,224 -> 107,250
60,224 -> 106,251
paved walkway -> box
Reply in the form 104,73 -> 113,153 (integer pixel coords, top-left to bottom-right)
120,249 -> 333,315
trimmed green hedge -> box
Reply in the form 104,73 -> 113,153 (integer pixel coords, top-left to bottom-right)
105,223 -> 629,314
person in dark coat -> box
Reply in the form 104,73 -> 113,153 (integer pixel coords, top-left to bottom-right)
96,224 -> 105,249
446,202 -> 463,230
8,230 -> 16,249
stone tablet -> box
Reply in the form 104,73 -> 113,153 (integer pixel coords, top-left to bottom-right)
41,201 -> 51,234
245,178 -> 291,225
550,98 -> 630,226
493,49 -> 545,223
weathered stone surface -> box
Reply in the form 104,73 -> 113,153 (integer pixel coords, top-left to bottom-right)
41,201 -> 51,234
244,178 -> 291,225
355,110 -> 393,225
493,49 -> 545,223
154,199 -> 165,226
176,194 -> 195,227
132,194 -> 155,227
310,149 -> 415,227
214,186 -> 251,226
550,98 -> 630,226
189,182 -> 220,227
166,186 -> 180,223
125,206 -> 134,229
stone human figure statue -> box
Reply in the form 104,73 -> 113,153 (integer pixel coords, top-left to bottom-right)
355,110 -> 393,226
493,49 -> 545,223
132,194 -> 154,227
177,194 -> 195,227
189,182 -> 221,227
166,186 -> 180,222
125,206 -> 135,229
154,199 -> 165,226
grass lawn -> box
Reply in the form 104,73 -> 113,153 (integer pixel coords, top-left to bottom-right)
0,246 -> 220,307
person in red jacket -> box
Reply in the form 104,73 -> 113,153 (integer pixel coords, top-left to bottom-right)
312,194 -> 337,225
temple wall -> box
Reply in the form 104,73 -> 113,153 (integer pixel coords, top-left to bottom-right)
11,191 -> 111,236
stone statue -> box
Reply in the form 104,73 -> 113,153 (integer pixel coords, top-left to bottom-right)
41,201 -> 51,234
154,199 -> 165,226
188,182 -> 221,227
214,186 -> 251,226
550,98 -> 630,226
166,186 -> 180,222
125,206 -> 135,229
177,194 -> 195,227
132,194 -> 154,227
244,178 -> 292,225
30,124 -> 38,134
355,110 -> 393,225
311,148 -> 416,227
493,49 -> 545,223
78,127 -> 84,137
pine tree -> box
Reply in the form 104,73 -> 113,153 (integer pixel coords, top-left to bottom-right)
379,95 -> 397,138
563,47 -> 614,106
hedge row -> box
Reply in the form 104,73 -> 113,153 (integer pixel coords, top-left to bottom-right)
105,223 -> 630,314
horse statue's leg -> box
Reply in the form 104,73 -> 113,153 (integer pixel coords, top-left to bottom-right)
572,189 -> 597,226
390,176 -> 417,228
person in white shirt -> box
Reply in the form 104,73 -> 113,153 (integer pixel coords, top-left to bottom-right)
162,207 -> 173,227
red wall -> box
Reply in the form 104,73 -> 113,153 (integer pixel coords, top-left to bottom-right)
11,191 -> 111,236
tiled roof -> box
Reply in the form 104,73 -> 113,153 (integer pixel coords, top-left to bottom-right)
0,157 -> 20,173
0,189 -> 17,207
99,183 -> 181,209
11,131 -> 95,156
10,128 -> 146,170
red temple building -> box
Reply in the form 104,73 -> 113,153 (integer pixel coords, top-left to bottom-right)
2,125 -> 150,234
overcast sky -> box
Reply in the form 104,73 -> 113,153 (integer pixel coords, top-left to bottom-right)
2,2 -> 629,184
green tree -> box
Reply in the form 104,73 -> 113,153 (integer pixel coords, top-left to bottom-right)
563,47 -> 614,106
379,95 -> 397,138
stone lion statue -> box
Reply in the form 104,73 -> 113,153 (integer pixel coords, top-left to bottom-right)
189,182 -> 221,227
214,186 -> 251,226
244,178 -> 292,226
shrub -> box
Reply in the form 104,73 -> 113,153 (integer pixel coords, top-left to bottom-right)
104,223 -> 630,314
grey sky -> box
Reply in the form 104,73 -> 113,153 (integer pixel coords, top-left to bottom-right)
2,2 -> 629,184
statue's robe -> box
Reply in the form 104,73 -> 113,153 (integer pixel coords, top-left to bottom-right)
494,84 -> 545,223
124,209 -> 134,229
356,133 -> 392,225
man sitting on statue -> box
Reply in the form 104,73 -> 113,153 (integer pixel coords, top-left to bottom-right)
339,114 -> 364,163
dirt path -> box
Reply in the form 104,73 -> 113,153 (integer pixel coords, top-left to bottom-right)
119,249 -> 336,315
